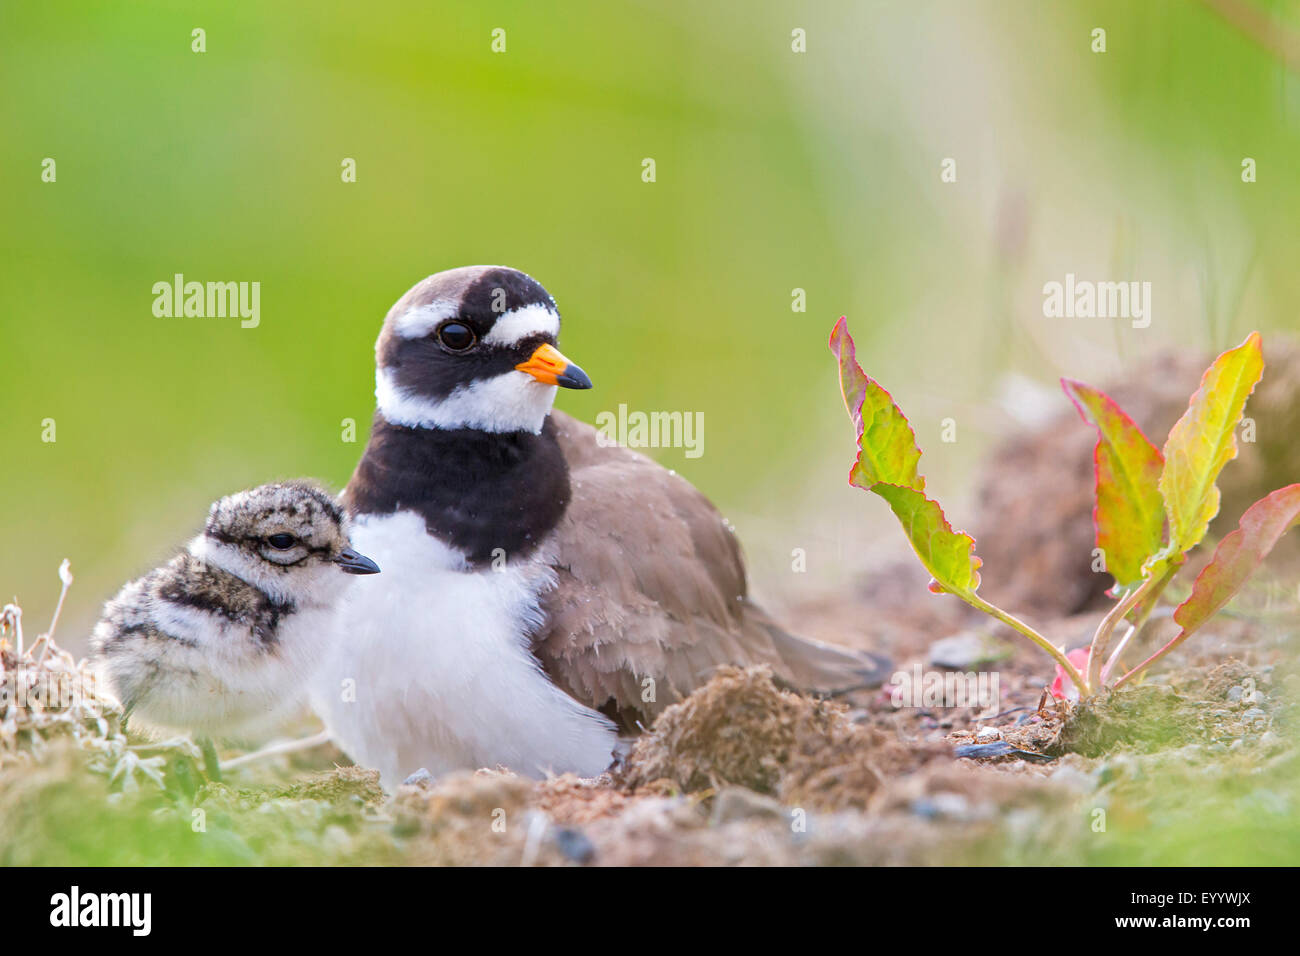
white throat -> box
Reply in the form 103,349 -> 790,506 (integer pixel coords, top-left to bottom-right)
374,366 -> 557,434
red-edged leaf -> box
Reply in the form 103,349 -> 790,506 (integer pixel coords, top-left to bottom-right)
1061,379 -> 1165,589
1117,483 -> 1300,688
830,316 -> 869,432
871,483 -> 981,598
1156,331 -> 1264,563
830,320 -> 977,599
1172,483 -> 1300,637
828,318 -> 924,492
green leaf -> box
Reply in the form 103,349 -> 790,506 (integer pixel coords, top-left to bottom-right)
828,317 -> 924,492
1156,331 -> 1264,562
1117,484 -> 1300,688
1171,484 -> 1300,638
871,483 -> 982,599
1061,379 -> 1165,589
829,319 -> 1086,688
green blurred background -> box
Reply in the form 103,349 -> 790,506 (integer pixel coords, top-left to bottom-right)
3,0 -> 1299,644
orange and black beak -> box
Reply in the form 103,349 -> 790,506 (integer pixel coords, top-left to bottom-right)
514,343 -> 593,389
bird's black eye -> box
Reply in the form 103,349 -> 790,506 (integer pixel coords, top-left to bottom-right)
267,533 -> 297,550
437,321 -> 476,352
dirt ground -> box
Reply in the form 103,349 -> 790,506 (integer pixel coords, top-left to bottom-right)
5,548 -> 1293,866
2,347 -> 1298,866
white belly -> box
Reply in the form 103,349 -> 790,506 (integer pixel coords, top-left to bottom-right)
309,511 -> 617,788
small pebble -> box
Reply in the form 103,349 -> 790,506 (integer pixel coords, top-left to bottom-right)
401,768 -> 435,789
928,631 -> 1010,671
1227,686 -> 1244,703
553,827 -> 596,864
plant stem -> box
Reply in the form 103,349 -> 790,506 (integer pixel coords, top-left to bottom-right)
1113,620 -> 1195,689
219,729 -> 334,772
964,593 -> 1087,693
1100,573 -> 1168,685
1088,566 -> 1177,691
1088,585 -> 1139,691
4,604 -> 24,660
43,562 -> 73,646
1101,566 -> 1177,687
1102,623 -> 1136,684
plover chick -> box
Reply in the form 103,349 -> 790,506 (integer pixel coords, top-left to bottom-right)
91,481 -> 380,762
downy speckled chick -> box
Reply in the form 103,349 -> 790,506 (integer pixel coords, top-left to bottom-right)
91,481 -> 380,743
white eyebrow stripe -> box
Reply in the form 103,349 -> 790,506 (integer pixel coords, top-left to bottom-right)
483,303 -> 560,347
393,300 -> 460,339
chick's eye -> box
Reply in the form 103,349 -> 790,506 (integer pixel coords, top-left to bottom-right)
267,533 -> 297,550
437,322 -> 476,351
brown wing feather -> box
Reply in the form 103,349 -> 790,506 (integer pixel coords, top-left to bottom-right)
534,412 -> 888,725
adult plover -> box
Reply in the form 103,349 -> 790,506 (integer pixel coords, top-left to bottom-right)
312,266 -> 889,786
91,481 -> 380,764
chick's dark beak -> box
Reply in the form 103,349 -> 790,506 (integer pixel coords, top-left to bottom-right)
515,343 -> 593,390
335,547 -> 381,575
